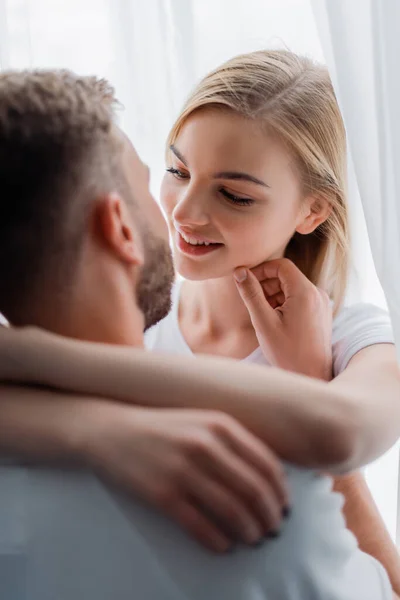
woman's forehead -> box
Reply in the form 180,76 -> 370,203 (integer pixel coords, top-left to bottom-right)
175,110 -> 296,181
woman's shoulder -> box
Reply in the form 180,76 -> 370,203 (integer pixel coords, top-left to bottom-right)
144,305 -> 177,352
144,279 -> 189,355
0,313 -> 9,327
332,302 -> 394,376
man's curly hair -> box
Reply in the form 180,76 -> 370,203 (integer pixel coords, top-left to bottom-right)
0,70 -> 126,324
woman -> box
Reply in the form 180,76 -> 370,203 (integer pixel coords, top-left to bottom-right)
147,48 -> 400,588
0,50 -> 400,593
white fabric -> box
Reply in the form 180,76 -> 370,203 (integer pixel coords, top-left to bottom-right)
311,0 -> 400,362
145,280 -> 394,378
0,0 -> 193,195
311,0 -> 400,547
0,462 -> 391,600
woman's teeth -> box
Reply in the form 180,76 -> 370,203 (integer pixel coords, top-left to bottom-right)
180,232 -> 213,246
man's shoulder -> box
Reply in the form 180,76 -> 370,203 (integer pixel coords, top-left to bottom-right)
0,464 -> 389,599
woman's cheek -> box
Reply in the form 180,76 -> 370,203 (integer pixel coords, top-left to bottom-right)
238,226 -> 279,265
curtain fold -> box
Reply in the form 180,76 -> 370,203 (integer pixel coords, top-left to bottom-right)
0,0 -> 11,69
100,0 -> 196,189
312,0 -> 400,543
0,0 -> 195,191
312,0 -> 400,361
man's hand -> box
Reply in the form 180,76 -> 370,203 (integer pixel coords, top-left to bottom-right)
85,403 -> 290,553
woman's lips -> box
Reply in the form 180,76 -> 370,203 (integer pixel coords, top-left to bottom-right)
176,231 -> 223,256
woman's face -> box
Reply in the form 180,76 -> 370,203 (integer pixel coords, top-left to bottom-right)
161,108 -> 314,281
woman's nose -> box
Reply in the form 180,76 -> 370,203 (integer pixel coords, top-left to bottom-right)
172,187 -> 209,228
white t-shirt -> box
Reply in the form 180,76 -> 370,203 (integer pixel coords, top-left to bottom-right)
145,280 -> 394,377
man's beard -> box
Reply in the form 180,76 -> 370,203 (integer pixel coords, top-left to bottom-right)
136,228 -> 175,331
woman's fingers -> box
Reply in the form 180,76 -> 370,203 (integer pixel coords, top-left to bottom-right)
182,449 -> 284,547
266,291 -> 285,309
236,258 -> 333,378
168,415 -> 289,550
251,258 -> 311,297
186,469 -> 266,545
234,268 -> 276,330
240,258 -> 313,313
166,499 -> 233,553
220,417 -> 290,511
259,277 -> 281,297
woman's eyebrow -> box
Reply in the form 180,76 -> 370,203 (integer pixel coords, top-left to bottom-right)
169,145 -> 188,166
169,144 -> 270,188
213,171 -> 270,188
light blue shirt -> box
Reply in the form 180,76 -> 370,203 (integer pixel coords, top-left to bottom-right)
0,290 -> 394,598
0,462 -> 391,600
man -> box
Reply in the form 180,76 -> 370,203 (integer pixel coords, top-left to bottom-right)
0,70 -> 394,599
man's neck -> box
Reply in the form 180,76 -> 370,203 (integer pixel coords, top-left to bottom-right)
32,298 -> 145,349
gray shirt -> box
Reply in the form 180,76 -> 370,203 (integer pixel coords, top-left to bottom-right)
0,463 -> 391,600
0,296 -> 394,598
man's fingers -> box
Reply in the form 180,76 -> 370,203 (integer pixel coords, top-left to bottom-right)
234,268 -> 276,328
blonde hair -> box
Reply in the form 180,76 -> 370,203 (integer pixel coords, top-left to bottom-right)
167,50 -> 349,313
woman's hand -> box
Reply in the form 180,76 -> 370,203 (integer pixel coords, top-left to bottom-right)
234,258 -> 333,380
85,402 -> 290,553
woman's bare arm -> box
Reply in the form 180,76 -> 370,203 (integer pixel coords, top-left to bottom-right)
329,344 -> 400,469
0,326 -> 399,472
333,472 -> 400,597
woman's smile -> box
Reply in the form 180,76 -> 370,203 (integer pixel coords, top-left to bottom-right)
175,229 -> 224,257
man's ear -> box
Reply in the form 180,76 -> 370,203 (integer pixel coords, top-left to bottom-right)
295,194 -> 332,235
94,193 -> 144,265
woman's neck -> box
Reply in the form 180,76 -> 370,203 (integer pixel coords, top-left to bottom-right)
179,274 -> 255,339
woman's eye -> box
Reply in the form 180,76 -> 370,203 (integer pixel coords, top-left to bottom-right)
166,167 -> 189,180
220,189 -> 254,206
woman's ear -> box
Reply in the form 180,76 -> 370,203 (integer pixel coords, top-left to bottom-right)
94,193 -> 144,266
295,195 -> 332,235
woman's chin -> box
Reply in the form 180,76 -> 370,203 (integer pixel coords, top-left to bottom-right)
174,259 -> 235,282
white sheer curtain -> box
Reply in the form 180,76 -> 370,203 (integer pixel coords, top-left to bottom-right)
0,0 -> 194,193
312,0 -> 400,542
0,0 -> 397,538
